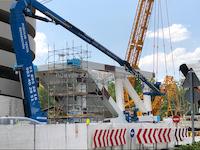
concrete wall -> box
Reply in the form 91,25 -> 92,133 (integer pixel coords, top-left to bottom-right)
0,95 -> 24,116
0,124 -> 88,149
0,122 -> 189,149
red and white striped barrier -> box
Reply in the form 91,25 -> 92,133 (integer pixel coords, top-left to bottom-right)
175,128 -> 188,142
137,128 -> 171,144
93,128 -> 127,148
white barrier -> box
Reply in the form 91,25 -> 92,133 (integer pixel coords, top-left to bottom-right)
0,125 -> 34,149
0,122 -> 189,149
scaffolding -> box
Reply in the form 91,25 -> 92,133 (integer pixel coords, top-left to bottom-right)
45,42 -> 110,123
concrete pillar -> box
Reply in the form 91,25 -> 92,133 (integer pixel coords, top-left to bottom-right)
114,74 -> 125,112
143,84 -> 152,114
76,83 -> 87,110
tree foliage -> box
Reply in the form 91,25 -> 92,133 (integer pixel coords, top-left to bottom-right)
108,81 -> 116,101
178,142 -> 200,150
38,84 -> 54,109
135,78 -> 143,95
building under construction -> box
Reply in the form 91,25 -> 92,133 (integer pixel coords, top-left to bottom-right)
36,44 -> 118,123
36,43 -> 155,123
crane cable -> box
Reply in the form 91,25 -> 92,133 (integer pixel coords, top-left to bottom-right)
156,0 -> 160,81
153,0 -> 170,80
165,0 -> 175,76
153,0 -> 157,75
159,0 -> 168,76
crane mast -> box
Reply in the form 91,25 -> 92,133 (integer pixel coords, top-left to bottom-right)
126,0 -> 154,68
123,0 -> 155,110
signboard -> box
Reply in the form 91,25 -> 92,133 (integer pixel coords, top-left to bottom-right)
130,128 -> 135,138
172,115 -> 180,123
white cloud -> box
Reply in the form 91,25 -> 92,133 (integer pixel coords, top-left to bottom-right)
139,47 -> 200,80
147,24 -> 190,42
33,32 -> 49,65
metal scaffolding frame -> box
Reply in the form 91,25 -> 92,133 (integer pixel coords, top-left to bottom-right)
45,42 -> 109,123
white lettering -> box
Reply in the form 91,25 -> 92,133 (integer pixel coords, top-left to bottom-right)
21,23 -> 30,53
19,27 -> 25,49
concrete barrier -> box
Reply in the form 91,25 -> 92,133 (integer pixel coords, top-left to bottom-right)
0,122 -> 189,149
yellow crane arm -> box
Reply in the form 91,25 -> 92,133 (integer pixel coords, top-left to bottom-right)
126,0 -> 154,68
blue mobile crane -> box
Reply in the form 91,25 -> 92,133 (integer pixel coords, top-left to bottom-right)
10,0 -> 162,122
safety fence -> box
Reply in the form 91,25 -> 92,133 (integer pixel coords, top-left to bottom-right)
89,122 -> 189,149
0,122 -> 189,149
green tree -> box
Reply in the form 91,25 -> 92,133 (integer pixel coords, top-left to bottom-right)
38,84 -> 54,109
177,141 -> 200,150
108,81 -> 116,101
135,78 -> 143,95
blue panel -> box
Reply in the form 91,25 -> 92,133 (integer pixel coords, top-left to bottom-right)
10,0 -> 46,122
67,58 -> 81,67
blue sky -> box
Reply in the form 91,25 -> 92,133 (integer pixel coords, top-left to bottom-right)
33,0 -> 200,80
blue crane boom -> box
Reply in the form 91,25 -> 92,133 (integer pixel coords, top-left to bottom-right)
10,0 -> 162,122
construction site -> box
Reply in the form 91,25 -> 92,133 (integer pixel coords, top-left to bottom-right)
0,0 -> 199,149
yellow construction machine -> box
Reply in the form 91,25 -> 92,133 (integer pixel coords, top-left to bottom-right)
124,0 -> 180,117
124,0 -> 154,110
